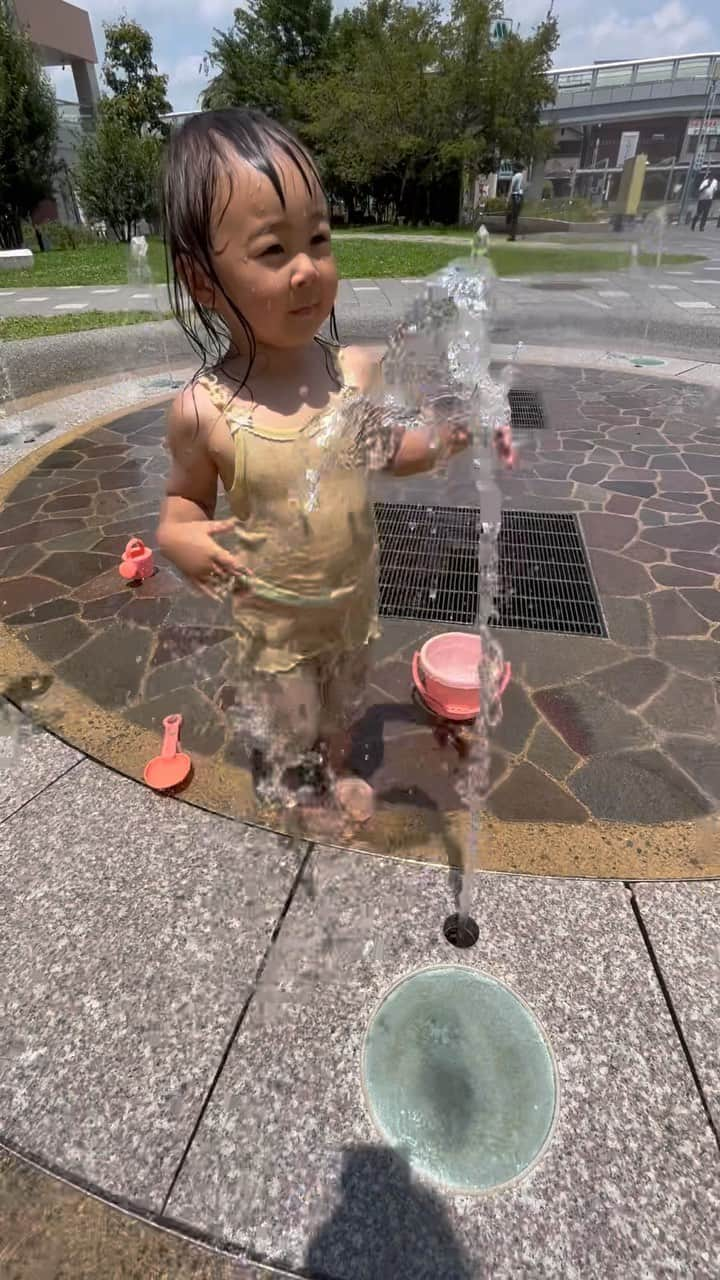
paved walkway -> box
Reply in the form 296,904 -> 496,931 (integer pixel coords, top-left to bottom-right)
0,345 -> 718,1277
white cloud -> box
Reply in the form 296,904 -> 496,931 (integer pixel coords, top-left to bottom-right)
510,0 -> 715,65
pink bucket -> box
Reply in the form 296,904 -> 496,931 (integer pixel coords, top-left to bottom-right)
412,632 -> 511,722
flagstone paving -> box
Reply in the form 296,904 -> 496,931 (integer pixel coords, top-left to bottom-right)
0,365 -> 718,877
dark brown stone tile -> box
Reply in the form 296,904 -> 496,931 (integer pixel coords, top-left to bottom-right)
658,471 -> 705,493
568,749 -> 710,821
648,454 -> 685,470
533,682 -> 650,757
494,630 -> 620,687
488,762 -> 588,823
0,519 -> 85,550
81,592 -> 129,621
43,494 -> 93,514
525,721 -> 579,781
126,686 -> 227,756
0,497 -> 47,532
702,502 -> 720,523
643,522 -> 718,551
656,638 -> 719,678
608,466 -> 657,482
120,596 -> 173,629
585,657 -> 668,709
152,625 -> 234,667
680,589 -> 720,623
600,481 -> 655,499
0,576 -> 62,619
650,591 -> 709,637
588,550 -> 654,596
35,552 -> 117,589
684,454 -> 720,478
72,568 -> 130,602
99,463 -> 146,491
665,736 -> 720,803
57,623 -> 153,709
36,448 -> 84,471
652,564 -> 714,588
53,479 -> 100,497
605,494 -> 641,515
638,510 -> 666,527
19,616 -> 93,662
0,543 -> 45,578
144,642 -> 231,701
602,597 -> 651,648
570,464 -> 609,484
646,498 -> 700,515
5,598 -> 79,626
489,681 -> 538,755
671,551 -> 720,574
625,540 -> 663,564
645,671 -> 717,736
580,513 -> 637,550
5,473 -> 78,502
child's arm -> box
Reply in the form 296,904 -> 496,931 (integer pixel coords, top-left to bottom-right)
157,387 -> 246,597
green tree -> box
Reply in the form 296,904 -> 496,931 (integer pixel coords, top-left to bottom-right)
302,1 -> 446,221
202,0 -> 332,118
0,8 -> 58,248
102,17 -> 172,135
439,0 -> 558,210
75,103 -> 163,242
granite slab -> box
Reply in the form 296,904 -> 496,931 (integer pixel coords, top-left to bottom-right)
634,881 -> 720,1129
166,851 -> 719,1279
0,762 -> 304,1208
0,698 -> 81,822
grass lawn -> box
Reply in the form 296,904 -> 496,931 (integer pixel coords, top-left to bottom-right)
0,237 -> 703,291
0,311 -> 163,341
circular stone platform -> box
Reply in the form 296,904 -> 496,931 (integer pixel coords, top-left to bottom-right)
0,366 -> 718,878
362,966 -> 558,1194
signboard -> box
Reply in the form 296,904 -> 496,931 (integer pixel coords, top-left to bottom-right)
687,118 -> 720,136
616,131 -> 640,167
490,18 -> 513,47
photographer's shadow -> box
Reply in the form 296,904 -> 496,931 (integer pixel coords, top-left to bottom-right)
305,1143 -> 473,1280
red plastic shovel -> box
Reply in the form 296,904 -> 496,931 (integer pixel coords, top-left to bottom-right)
143,714 -> 192,791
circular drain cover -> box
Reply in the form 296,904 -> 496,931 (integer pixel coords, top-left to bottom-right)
362,966 -> 557,1194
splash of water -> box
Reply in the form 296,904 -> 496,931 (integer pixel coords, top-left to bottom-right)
128,236 -> 183,392
379,228 -> 514,930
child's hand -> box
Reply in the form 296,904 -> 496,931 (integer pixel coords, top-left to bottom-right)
159,517 -> 251,598
435,422 -> 472,456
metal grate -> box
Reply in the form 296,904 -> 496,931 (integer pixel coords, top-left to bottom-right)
508,389 -> 545,430
374,503 -> 606,637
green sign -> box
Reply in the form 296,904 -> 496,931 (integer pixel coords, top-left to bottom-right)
490,17 -> 513,47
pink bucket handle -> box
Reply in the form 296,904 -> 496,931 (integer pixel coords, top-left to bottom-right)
498,662 -> 511,697
124,538 -> 146,559
412,651 -> 425,689
161,714 -> 182,760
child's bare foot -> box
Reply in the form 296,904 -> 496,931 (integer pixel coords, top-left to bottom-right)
334,776 -> 375,823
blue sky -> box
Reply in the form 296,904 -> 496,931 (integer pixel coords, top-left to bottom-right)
50,0 -> 720,113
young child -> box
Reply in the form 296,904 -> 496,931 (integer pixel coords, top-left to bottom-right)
158,108 -> 468,822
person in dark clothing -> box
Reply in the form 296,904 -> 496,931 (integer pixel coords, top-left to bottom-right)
692,174 -> 718,231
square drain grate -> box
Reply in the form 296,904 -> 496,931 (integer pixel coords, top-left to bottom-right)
508,389 -> 545,429
374,503 -> 606,636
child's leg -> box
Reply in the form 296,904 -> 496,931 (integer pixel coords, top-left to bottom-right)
243,665 -> 323,803
318,646 -> 375,822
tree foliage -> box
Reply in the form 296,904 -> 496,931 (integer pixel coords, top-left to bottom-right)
203,0 -> 558,224
75,103 -> 163,242
102,17 -> 172,135
202,0 -> 332,117
0,9 -> 58,248
75,20 -> 168,241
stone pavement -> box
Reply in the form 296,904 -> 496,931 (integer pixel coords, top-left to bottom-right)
0,344 -> 718,1277
1,360 -> 717,878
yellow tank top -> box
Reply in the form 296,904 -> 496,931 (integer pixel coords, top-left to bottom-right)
199,347 -> 380,674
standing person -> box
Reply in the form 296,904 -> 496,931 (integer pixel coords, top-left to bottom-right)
691,173 -> 718,231
157,109 -> 492,825
507,165 -> 525,242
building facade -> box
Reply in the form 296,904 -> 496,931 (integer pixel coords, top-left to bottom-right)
539,52 -> 720,207
9,0 -> 99,222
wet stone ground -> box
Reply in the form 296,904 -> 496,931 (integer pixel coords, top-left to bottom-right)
0,367 -> 718,858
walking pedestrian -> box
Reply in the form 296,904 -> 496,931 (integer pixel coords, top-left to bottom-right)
507,165 -> 525,242
691,173 -> 718,231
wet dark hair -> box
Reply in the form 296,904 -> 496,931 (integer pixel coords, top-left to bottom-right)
162,108 -> 340,394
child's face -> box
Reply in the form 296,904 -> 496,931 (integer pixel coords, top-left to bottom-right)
205,149 -> 337,350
